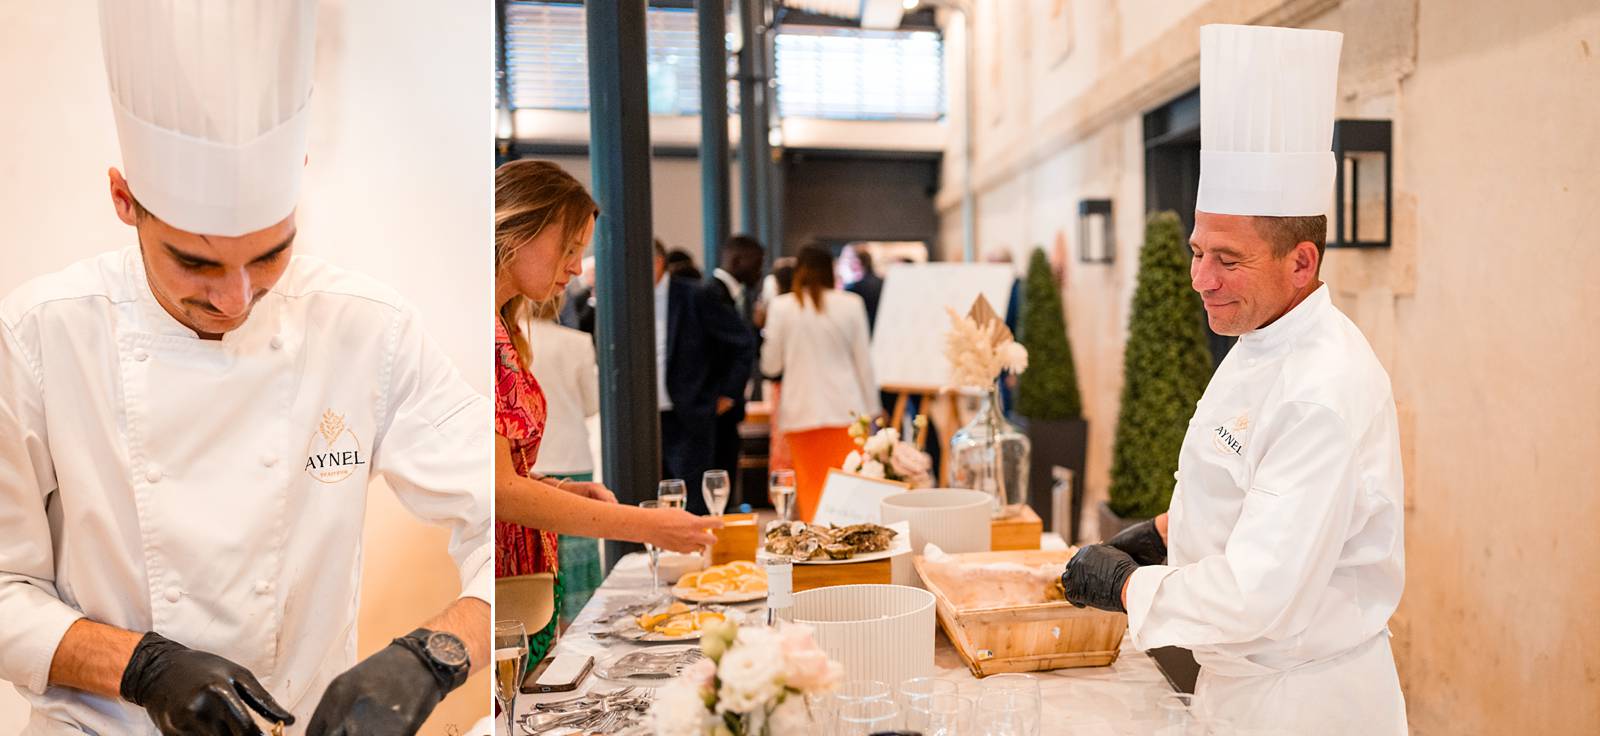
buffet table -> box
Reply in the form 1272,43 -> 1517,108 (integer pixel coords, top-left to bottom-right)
498,553 -> 1178,735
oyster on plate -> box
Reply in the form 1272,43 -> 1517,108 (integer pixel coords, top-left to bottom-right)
764,521 -> 898,561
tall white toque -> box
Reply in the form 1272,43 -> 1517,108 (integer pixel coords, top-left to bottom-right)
98,0 -> 316,237
1196,24 -> 1343,217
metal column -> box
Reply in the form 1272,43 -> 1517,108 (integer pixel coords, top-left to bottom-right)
587,0 -> 658,568
736,0 -> 774,261
699,0 -> 731,270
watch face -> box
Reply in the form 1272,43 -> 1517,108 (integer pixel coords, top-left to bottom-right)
425,632 -> 470,669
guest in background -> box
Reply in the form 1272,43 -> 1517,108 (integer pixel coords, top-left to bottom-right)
557,255 -> 596,342
522,299 -> 603,625
664,245 -> 702,280
760,245 -> 880,521
655,241 -> 757,513
843,245 -> 885,333
706,234 -> 765,479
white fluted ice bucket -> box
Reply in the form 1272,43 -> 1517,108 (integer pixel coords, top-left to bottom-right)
791,584 -> 936,688
881,489 -> 993,586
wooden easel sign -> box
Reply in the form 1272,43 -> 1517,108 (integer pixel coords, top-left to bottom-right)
811,469 -> 912,526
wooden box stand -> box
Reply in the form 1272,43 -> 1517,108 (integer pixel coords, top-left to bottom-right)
792,557 -> 894,592
710,513 -> 758,566
990,505 -> 1043,551
914,549 -> 1125,677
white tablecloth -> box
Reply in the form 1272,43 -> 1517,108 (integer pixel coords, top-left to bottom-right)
497,553 -> 1178,735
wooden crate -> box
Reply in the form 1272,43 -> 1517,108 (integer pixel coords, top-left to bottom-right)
792,557 -> 892,592
710,513 -> 759,566
913,549 -> 1125,677
990,505 -> 1043,551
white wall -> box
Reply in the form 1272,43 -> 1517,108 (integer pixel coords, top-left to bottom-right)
0,1 -> 492,731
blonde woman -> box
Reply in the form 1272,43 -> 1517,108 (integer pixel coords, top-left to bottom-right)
760,245 -> 881,521
494,160 -> 719,659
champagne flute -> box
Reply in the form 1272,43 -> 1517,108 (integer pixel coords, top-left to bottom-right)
493,620 -> 528,735
657,478 -> 687,509
769,469 -> 797,522
702,470 -> 730,517
639,499 -> 664,598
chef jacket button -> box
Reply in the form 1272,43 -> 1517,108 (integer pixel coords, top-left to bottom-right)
270,335 -> 284,350
145,466 -> 163,483
261,454 -> 278,468
163,587 -> 181,603
254,580 -> 273,596
134,349 -> 149,362
1173,471 -> 1181,480
1247,358 -> 1258,367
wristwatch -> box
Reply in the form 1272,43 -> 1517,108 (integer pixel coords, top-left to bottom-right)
392,628 -> 471,692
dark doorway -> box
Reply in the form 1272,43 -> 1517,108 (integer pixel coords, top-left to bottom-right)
780,149 -> 942,258
1144,87 -> 1234,369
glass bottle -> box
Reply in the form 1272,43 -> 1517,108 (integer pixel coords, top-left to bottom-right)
949,384 -> 1031,519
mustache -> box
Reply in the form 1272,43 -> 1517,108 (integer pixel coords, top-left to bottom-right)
183,291 -> 268,317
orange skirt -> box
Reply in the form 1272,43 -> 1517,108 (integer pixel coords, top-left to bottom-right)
784,426 -> 857,522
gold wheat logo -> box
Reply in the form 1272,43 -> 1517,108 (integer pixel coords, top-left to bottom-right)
318,410 -> 346,445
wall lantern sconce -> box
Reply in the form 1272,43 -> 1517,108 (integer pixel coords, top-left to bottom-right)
1331,119 -> 1392,249
1078,199 -> 1114,264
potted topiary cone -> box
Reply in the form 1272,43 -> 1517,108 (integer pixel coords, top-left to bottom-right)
1103,211 -> 1214,538
1015,247 -> 1088,542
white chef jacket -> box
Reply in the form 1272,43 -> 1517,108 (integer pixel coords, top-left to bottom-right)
524,320 -> 599,476
1123,285 -> 1407,734
0,248 -> 492,735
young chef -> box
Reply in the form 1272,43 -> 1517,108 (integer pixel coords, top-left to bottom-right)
0,2 -> 489,733
1063,24 -> 1408,733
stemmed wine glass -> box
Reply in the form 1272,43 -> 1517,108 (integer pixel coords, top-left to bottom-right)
493,620 -> 528,736
769,469 -> 797,522
657,478 -> 687,509
702,469 -> 730,517
639,499 -> 664,598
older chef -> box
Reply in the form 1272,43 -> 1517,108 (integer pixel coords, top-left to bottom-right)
1063,25 -> 1408,734
0,2 -> 489,735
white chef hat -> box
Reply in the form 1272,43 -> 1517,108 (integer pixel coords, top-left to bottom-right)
1196,24 -> 1343,217
98,0 -> 316,237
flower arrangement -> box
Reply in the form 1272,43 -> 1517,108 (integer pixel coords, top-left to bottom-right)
944,295 -> 1029,390
651,620 -> 843,736
841,414 -> 933,488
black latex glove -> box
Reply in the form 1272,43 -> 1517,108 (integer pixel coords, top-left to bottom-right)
1062,544 -> 1139,613
120,632 -> 293,736
306,641 -> 446,736
1107,519 -> 1167,566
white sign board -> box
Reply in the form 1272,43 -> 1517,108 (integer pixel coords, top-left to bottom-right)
870,263 -> 1018,391
812,469 -> 910,526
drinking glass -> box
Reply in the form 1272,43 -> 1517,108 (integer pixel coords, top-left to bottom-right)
913,693 -> 974,736
492,620 -> 528,735
980,673 -> 1040,733
834,679 -> 892,705
898,676 -> 959,728
657,478 -> 687,509
639,499 -> 664,597
835,699 -> 899,736
702,469 -> 730,517
1158,693 -> 1200,736
976,691 -> 1040,736
769,469 -> 797,521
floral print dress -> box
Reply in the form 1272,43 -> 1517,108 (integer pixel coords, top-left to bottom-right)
495,318 -> 563,661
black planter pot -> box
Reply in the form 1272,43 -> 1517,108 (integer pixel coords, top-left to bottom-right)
1019,416 -> 1088,543
1097,500 -> 1148,541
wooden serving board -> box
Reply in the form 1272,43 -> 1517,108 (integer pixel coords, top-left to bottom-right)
710,513 -> 758,565
990,505 -> 1043,551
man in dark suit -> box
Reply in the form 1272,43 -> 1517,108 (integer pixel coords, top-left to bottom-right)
704,235 -> 765,480
654,241 -> 756,514
844,245 -> 884,333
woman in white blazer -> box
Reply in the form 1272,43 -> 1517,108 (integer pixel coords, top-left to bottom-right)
759,245 -> 881,521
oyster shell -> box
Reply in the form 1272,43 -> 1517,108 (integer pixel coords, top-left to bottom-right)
763,521 -> 899,561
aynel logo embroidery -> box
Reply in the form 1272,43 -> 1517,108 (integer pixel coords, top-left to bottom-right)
1212,413 -> 1250,456
305,410 -> 366,483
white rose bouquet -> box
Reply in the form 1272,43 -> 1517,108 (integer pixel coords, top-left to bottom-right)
841,414 -> 933,488
652,620 -> 843,736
